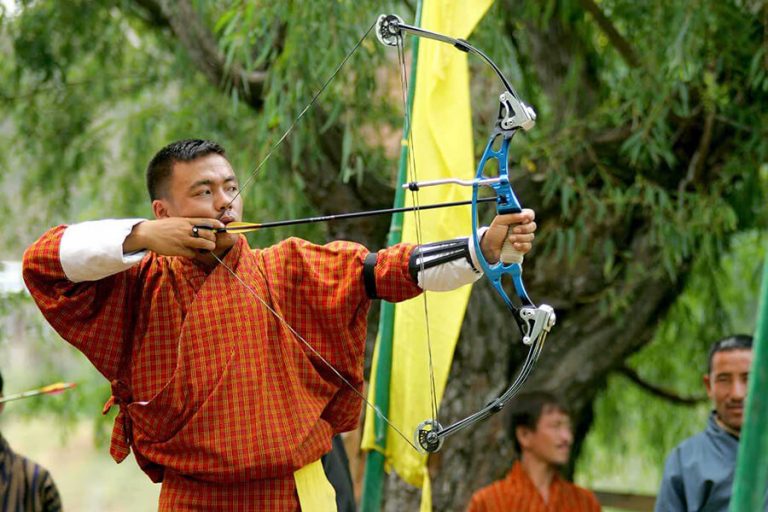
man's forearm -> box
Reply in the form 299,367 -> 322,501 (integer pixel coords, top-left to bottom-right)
60,218 -> 147,282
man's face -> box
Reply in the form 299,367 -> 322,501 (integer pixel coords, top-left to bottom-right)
152,153 -> 244,254
704,349 -> 753,432
518,406 -> 573,467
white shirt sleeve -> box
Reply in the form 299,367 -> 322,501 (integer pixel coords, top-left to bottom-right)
60,219 -> 148,283
417,257 -> 483,291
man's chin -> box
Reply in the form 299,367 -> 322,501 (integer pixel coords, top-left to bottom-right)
214,234 -> 239,255
547,453 -> 570,467
721,414 -> 743,433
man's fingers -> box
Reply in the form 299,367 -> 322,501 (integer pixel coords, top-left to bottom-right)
513,221 -> 537,234
509,232 -> 535,243
190,227 -> 218,243
189,237 -> 217,252
188,219 -> 223,244
190,218 -> 225,230
493,209 -> 536,228
513,242 -> 532,253
178,248 -> 199,259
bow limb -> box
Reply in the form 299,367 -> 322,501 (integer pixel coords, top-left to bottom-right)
413,128 -> 556,452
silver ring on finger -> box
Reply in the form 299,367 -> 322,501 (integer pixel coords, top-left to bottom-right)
192,226 -> 200,238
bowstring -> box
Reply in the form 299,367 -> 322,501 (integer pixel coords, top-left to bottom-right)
395,36 -> 441,427
210,251 -> 420,452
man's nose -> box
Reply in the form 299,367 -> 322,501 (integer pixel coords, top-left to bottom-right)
214,189 -> 233,211
732,379 -> 748,400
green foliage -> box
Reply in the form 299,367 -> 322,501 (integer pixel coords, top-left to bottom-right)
578,230 -> 767,491
0,292 -> 113,444
524,0 -> 766,285
0,1 -> 426,256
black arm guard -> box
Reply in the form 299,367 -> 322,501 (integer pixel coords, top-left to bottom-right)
408,237 -> 479,283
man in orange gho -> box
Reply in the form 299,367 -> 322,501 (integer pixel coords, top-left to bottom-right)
467,391 -> 601,512
22,139 -> 538,511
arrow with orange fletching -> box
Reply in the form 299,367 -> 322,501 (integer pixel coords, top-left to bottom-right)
0,382 -> 77,404
194,197 -> 497,234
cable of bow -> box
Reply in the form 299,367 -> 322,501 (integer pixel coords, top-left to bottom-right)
375,14 -> 556,453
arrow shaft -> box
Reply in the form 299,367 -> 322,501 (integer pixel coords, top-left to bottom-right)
0,382 -> 76,404
0,390 -> 43,403
221,197 -> 497,233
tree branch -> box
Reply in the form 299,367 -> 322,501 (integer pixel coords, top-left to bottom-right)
134,0 -> 267,109
129,0 -> 168,28
578,0 -> 640,68
618,365 -> 707,406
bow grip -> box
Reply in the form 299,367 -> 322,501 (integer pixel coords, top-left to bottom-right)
497,201 -> 524,265
501,228 -> 524,265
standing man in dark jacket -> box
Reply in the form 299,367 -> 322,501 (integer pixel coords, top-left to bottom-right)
655,334 -> 767,512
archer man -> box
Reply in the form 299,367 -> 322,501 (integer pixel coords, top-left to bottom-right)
22,139 -> 537,511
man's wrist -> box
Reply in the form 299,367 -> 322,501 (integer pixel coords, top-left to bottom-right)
123,220 -> 149,254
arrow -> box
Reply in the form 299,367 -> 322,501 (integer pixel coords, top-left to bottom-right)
0,382 -> 77,404
195,197 -> 497,234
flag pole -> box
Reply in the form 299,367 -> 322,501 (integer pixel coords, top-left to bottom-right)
730,255 -> 768,511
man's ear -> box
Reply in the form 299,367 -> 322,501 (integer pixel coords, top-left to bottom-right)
516,425 -> 533,451
152,199 -> 170,219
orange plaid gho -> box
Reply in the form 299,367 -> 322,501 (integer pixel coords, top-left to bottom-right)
23,229 -> 421,509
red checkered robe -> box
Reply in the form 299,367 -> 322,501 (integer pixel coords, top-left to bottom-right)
23,228 -> 421,510
466,462 -> 601,512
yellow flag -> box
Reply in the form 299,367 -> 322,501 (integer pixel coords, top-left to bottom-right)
362,1 -> 494,509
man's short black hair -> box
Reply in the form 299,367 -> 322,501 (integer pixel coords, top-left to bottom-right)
507,391 -> 569,455
707,334 -> 753,374
146,139 -> 227,200
0,368 -> 3,395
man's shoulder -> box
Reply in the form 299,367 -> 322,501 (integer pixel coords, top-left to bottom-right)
467,478 -> 512,511
474,477 -> 513,496
670,428 -> 710,455
469,471 -> 522,504
661,425 -> 729,478
6,448 -> 53,478
557,478 -> 601,510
